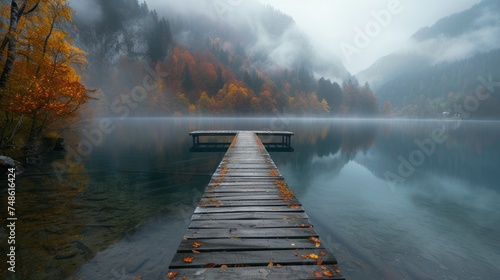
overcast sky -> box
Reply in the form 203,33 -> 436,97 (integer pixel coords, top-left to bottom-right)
256,0 -> 481,73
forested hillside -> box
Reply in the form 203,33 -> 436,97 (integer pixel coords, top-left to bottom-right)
73,0 -> 377,117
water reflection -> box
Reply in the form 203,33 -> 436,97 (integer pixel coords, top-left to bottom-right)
1,118 -> 499,279
272,119 -> 500,279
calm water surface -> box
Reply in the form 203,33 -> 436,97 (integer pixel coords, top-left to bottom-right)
2,118 -> 499,280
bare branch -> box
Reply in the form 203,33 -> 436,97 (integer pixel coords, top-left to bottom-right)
24,0 -> 40,15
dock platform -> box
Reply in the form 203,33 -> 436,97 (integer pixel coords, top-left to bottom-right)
167,131 -> 344,279
189,130 -> 293,152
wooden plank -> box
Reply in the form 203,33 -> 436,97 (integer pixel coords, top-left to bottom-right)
183,227 -> 316,239
169,249 -> 337,268
204,189 -> 282,194
207,183 -> 284,188
191,212 -> 309,220
198,200 -> 301,207
202,195 -> 296,200
188,219 -> 312,229
203,192 -> 285,198
177,238 -> 323,252
165,265 -> 344,280
194,206 -> 304,214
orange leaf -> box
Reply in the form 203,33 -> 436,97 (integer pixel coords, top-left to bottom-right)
267,262 -> 274,267
167,271 -> 178,279
324,270 -> 333,277
220,264 -> 228,268
183,256 -> 194,263
192,242 -> 202,248
317,258 -> 323,265
182,276 -> 187,280
269,169 -> 280,176
314,270 -> 323,278
308,254 -> 319,260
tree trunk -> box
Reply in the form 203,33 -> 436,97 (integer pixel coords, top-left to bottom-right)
0,1 -> 20,89
0,0 -> 40,90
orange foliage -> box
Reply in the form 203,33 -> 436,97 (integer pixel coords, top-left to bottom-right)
1,0 -> 92,142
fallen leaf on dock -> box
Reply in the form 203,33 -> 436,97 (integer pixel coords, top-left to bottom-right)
204,263 -> 215,268
220,264 -> 228,268
267,262 -> 274,266
314,270 -> 323,278
269,169 -> 280,176
192,241 -> 202,248
167,271 -> 178,279
192,250 -> 200,254
308,253 -> 319,260
183,256 -> 194,263
310,237 -> 321,247
324,270 -> 333,277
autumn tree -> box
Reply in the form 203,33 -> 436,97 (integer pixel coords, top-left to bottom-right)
0,0 -> 92,153
0,0 -> 40,90
196,91 -> 213,114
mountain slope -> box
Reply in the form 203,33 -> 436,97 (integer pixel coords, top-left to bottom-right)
357,0 -> 500,117
71,0 -> 375,117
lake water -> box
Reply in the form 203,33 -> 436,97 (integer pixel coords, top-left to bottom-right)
2,118 -> 500,280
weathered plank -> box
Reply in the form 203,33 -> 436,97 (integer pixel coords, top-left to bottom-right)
165,265 -> 344,280
201,195 -> 292,200
177,238 -> 323,252
191,212 -> 309,221
194,206 -> 304,214
169,249 -> 337,268
183,227 -> 317,239
188,219 -> 312,229
198,200 -> 301,207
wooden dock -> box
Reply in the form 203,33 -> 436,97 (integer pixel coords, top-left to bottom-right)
189,130 -> 294,152
167,131 -> 344,279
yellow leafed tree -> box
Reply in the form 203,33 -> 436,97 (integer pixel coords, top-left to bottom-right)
0,0 -> 92,153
